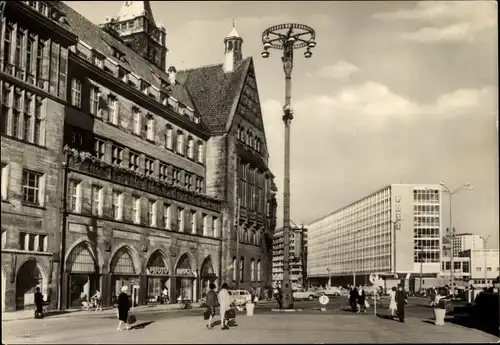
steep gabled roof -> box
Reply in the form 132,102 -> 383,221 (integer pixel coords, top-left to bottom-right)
177,58 -> 252,133
54,1 -> 195,110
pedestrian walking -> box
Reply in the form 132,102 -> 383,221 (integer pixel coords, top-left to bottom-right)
395,285 -> 407,323
217,283 -> 231,330
91,290 -> 102,311
117,286 -> 131,331
349,286 -> 359,312
205,283 -> 218,329
276,284 -> 283,309
162,287 -> 169,304
388,286 -> 397,318
34,287 -> 44,319
429,287 -> 437,307
358,286 -> 367,313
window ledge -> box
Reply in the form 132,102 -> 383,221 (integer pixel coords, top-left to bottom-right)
1,135 -> 47,150
22,202 -> 46,210
1,248 -> 53,256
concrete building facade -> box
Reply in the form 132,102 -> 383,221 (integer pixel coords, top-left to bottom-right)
307,184 -> 442,289
452,233 -> 485,253
272,226 -> 308,287
1,0 -> 277,311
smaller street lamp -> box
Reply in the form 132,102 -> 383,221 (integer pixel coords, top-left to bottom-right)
479,235 -> 491,286
326,268 -> 331,288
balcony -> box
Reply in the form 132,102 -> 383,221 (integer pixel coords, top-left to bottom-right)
66,150 -> 222,212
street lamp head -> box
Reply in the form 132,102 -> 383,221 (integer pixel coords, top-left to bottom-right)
263,41 -> 272,49
261,51 -> 270,58
439,182 -> 445,186
304,48 -> 312,58
465,183 -> 471,187
288,36 -> 297,43
308,39 -> 317,48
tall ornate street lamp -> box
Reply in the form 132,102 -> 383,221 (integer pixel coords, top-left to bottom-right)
261,23 -> 316,309
440,182 -> 473,293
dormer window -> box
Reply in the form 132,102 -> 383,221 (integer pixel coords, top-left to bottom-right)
118,66 -> 129,83
39,2 -> 48,16
112,47 -> 125,61
160,93 -> 168,106
140,80 -> 150,94
194,114 -> 200,124
51,8 -> 66,24
93,52 -> 104,69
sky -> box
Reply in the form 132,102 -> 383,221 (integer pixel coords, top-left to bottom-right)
66,1 -> 498,248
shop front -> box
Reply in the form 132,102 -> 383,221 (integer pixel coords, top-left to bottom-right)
110,247 -> 140,307
200,256 -> 217,299
174,254 -> 196,302
65,242 -> 101,309
144,251 -> 170,304
15,259 -> 45,310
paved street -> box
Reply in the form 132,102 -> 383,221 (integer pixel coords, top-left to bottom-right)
3,297 -> 498,344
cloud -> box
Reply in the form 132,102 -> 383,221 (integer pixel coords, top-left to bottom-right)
373,1 -> 497,43
262,83 -> 498,225
307,61 -> 359,80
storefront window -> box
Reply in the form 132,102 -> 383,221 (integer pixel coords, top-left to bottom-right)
146,251 -> 170,303
66,242 -> 100,308
110,247 -> 138,305
175,254 -> 195,301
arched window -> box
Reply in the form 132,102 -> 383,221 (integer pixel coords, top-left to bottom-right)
237,126 -> 242,140
251,259 -> 255,281
257,260 -> 261,281
176,130 -> 184,154
146,115 -> 155,141
239,257 -> 244,282
187,136 -> 194,159
232,257 -> 236,281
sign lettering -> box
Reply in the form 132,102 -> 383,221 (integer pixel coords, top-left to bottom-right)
147,267 -> 169,275
176,268 -> 192,276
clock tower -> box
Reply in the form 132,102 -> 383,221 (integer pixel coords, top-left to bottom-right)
106,1 -> 168,71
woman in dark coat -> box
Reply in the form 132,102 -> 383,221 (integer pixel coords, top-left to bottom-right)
117,286 -> 131,331
357,286 -> 367,313
349,286 -> 359,312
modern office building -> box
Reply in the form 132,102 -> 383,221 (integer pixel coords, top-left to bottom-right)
452,233 -> 485,253
460,249 -> 499,286
307,184 -> 442,288
1,0 -> 277,312
272,226 -> 308,287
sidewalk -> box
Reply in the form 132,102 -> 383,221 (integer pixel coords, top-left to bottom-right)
1,302 -> 203,322
4,312 -> 498,344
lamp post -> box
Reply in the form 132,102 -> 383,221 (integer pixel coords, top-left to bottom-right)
326,268 -> 331,288
262,23 -> 316,309
416,245 -> 424,293
479,235 -> 491,285
440,182 -> 473,294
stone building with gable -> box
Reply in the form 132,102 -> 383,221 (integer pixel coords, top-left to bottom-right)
1,0 -> 277,311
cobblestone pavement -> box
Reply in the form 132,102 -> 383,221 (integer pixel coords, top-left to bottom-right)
3,309 -> 498,344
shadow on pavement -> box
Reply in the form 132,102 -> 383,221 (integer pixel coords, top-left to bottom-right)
447,317 -> 500,338
130,321 -> 155,330
421,319 -> 435,325
376,314 -> 397,322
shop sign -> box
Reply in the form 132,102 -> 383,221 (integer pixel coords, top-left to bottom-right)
176,268 -> 192,276
395,195 -> 402,228
147,267 -> 169,275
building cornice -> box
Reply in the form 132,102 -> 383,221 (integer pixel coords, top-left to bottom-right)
69,53 -> 211,140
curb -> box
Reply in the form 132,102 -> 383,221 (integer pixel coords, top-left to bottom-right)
271,308 -> 303,312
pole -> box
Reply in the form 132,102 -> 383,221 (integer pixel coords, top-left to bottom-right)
419,249 -> 423,293
353,231 -> 357,287
281,40 -> 294,309
449,191 -> 454,292
235,198 -> 241,290
58,154 -> 69,310
482,236 -> 489,285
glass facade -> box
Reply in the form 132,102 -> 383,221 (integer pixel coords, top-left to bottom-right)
307,184 -> 442,278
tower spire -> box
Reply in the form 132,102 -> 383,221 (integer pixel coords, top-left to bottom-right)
223,21 -> 243,73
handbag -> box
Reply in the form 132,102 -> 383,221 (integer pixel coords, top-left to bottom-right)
203,308 -> 211,320
127,311 -> 136,324
364,300 -> 370,308
225,308 -> 236,319
253,296 -> 258,303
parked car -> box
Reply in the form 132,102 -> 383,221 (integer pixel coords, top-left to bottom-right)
293,288 -> 319,301
319,287 -> 342,297
228,290 -> 252,306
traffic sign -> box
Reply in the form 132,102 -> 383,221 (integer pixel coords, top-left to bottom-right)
319,295 -> 329,305
369,273 -> 379,284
